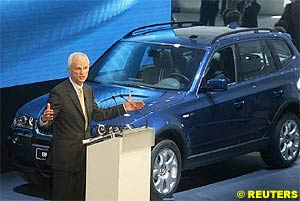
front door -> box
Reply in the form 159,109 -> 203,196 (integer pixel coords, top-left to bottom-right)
184,46 -> 247,154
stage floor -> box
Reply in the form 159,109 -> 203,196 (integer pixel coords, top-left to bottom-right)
1,152 -> 299,201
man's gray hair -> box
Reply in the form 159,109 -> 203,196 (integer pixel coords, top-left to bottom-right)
68,52 -> 89,67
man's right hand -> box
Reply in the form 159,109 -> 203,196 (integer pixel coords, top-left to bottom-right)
41,103 -> 54,123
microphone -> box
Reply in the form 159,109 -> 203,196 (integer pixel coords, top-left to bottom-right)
112,95 -> 122,118
119,94 -> 148,128
111,95 -> 125,136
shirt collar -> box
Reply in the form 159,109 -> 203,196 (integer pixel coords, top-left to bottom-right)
69,77 -> 83,95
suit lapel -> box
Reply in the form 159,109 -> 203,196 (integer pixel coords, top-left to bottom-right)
66,79 -> 85,118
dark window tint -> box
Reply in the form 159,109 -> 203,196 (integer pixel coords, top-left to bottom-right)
238,40 -> 276,80
204,47 -> 235,84
270,39 -> 293,67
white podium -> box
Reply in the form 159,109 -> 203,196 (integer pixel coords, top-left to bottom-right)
84,127 -> 155,201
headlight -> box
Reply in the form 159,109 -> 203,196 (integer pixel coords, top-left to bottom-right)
28,117 -> 34,127
12,115 -> 34,129
18,116 -> 27,125
97,124 -> 106,136
297,78 -> 300,91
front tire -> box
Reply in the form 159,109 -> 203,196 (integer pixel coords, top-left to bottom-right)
261,113 -> 300,168
151,139 -> 182,199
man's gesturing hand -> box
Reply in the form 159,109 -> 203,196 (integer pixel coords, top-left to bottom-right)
124,94 -> 145,112
41,103 -> 54,122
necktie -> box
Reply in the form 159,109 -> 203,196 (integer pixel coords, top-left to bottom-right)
78,88 -> 88,131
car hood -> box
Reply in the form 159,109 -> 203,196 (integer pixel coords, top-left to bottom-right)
17,82 -> 185,124
89,82 -> 185,125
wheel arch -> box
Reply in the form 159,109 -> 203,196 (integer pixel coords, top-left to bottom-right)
271,100 -> 300,134
261,102 -> 300,168
155,125 -> 187,167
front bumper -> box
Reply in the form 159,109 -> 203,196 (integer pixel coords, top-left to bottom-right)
9,128 -> 52,173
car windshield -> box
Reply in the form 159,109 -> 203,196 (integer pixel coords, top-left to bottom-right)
89,41 -> 204,91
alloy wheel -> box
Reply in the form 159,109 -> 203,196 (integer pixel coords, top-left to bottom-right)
152,148 -> 178,195
279,119 -> 300,161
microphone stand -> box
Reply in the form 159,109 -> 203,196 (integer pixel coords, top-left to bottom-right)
111,96 -> 124,138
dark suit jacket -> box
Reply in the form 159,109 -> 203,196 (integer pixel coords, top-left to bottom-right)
237,0 -> 261,28
41,79 -> 125,172
280,0 -> 300,51
200,0 -> 220,17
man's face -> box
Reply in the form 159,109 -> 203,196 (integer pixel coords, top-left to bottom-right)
68,57 -> 89,86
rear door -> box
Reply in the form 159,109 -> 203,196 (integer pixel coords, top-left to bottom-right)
235,39 -> 288,140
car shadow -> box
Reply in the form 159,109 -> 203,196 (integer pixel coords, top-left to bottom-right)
11,153 -> 267,201
176,152 -> 267,192
13,183 -> 50,200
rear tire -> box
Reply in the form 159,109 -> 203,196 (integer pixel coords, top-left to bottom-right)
150,139 -> 182,199
261,113 -> 300,168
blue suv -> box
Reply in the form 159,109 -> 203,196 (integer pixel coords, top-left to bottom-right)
10,22 -> 300,198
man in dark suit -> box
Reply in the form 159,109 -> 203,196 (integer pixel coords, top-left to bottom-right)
200,0 -> 220,26
279,0 -> 300,51
237,0 -> 261,27
39,52 -> 144,200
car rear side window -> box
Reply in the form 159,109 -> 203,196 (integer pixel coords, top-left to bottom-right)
269,39 -> 293,67
238,40 -> 276,80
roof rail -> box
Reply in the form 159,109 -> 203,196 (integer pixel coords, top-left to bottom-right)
123,21 -> 201,38
208,28 -> 274,46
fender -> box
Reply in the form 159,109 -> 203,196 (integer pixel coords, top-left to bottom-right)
269,99 -> 300,136
155,124 -> 188,167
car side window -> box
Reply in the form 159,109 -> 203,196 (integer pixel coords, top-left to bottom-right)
204,47 -> 236,84
269,39 -> 293,68
238,40 -> 276,80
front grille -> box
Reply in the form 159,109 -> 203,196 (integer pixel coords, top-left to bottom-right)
36,127 -> 52,136
14,129 -> 33,137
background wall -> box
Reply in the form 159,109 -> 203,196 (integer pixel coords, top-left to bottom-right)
0,0 -> 171,172
1,0 -> 171,88
258,0 -> 285,15
173,0 -> 201,13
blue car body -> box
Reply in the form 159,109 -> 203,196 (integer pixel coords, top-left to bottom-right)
10,24 -> 300,197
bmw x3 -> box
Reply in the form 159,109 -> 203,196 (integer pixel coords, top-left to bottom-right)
10,22 -> 300,198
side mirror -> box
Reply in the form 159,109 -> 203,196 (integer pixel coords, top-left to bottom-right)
200,78 -> 228,92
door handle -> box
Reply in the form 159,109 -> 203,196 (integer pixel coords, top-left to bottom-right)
233,100 -> 245,109
273,90 -> 283,97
